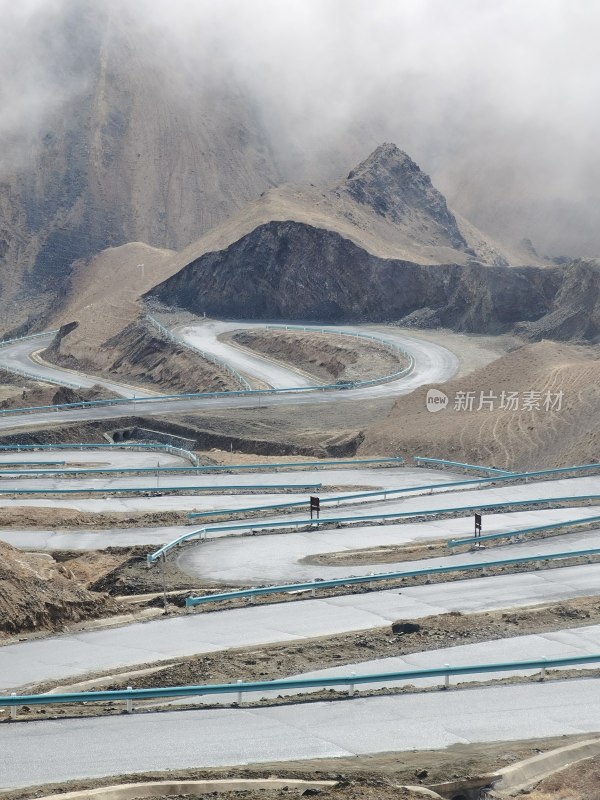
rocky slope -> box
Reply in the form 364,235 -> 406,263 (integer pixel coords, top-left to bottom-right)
339,143 -> 470,253
149,220 -> 561,333
44,319 -> 239,393
151,143 -> 547,288
516,259 -> 600,342
40,142 -> 555,380
0,2 -> 280,332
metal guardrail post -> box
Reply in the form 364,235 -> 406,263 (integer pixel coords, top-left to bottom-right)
126,687 -> 133,713
444,664 -> 450,689
10,693 -> 17,720
348,672 -> 356,697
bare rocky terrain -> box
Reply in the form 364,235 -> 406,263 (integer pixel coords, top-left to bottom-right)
1,6 -> 599,798
26,143 -> 598,390
148,219 -> 561,327
0,3 -> 280,334
0,376 -> 118,411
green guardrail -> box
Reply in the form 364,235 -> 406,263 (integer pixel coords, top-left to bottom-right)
148,493 -> 600,564
0,482 -> 322,496
3,652 -> 599,713
0,456 -> 405,478
184,545 -> 600,607
413,457 -> 513,475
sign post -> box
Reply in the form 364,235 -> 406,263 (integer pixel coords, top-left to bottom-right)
474,512 -> 482,546
310,496 -> 320,519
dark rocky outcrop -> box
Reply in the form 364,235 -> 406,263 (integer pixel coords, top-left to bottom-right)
340,143 -> 471,252
515,259 -> 600,342
148,220 -> 562,334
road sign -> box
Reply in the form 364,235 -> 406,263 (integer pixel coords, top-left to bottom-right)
310,496 -> 320,519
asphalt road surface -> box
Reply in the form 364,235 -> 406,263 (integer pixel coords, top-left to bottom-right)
1,324 -> 599,789
0,323 -> 459,432
4,561 -> 600,693
0,335 -> 156,398
2,680 -> 599,790
178,321 -> 316,388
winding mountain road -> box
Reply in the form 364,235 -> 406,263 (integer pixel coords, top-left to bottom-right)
0,323 -> 458,434
0,334 -> 157,398
1,322 -> 599,792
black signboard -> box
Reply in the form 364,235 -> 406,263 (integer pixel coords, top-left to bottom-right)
310,496 -> 320,519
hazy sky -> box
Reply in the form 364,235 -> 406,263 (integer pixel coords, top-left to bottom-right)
2,0 -> 599,255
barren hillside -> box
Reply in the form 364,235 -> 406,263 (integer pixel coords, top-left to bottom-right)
361,340 -> 600,470
45,143 -> 555,377
51,242 -> 174,354
151,143 -> 549,287
37,144 -> 596,387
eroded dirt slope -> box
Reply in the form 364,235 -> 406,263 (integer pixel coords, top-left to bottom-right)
362,339 -> 600,470
45,318 -> 239,393
0,541 -> 119,636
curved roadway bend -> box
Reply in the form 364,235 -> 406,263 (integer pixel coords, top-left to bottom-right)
178,321 -> 315,388
178,320 -> 459,396
0,334 -> 157,398
0,322 -> 459,432
0,507 -> 598,552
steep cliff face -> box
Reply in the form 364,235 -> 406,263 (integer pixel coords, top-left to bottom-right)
515,260 -> 600,342
0,2 -> 279,330
149,220 -> 561,333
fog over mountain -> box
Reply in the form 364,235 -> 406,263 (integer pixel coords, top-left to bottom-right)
0,0 -> 598,329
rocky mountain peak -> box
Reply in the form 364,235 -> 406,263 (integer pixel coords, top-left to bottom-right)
345,142 -> 414,180
339,142 -> 469,251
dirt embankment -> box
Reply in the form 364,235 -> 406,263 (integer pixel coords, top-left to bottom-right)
0,408 -> 368,460
43,319 -> 240,393
0,376 -> 117,410
527,753 -> 600,799
0,541 -> 120,636
0,507 -> 187,530
230,330 -> 405,384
